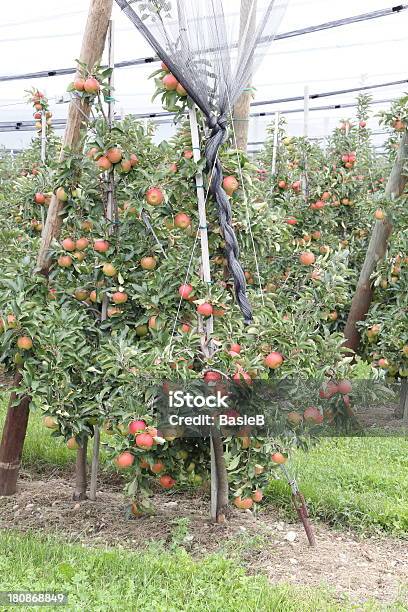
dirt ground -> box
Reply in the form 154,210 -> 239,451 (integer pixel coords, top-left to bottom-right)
1,470 -> 407,608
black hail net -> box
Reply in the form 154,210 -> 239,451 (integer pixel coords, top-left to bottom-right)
115,0 -> 288,323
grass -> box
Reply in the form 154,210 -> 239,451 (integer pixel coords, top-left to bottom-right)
0,530 -> 347,612
267,437 -> 408,535
1,392 -> 408,535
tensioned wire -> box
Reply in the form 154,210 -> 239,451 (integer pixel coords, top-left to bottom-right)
0,5 -> 406,82
2,78 -> 404,130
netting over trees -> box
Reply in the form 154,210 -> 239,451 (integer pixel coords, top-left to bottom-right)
115,0 -> 288,321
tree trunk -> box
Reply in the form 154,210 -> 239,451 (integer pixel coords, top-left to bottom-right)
36,0 -> 113,275
343,130 -> 408,352
211,433 -> 229,523
395,380 -> 408,421
73,439 -> 88,501
0,372 -> 30,496
0,0 -> 113,498
232,0 -> 257,151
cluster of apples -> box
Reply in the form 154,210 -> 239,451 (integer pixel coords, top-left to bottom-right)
0,313 -> 34,358
341,151 -> 357,169
71,75 -> 101,96
30,90 -> 52,132
161,62 -> 187,97
309,190 -> 331,211
114,419 -> 176,489
56,236 -> 129,312
87,146 -> 139,174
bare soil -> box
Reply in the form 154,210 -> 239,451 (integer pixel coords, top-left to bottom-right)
0,471 -> 407,608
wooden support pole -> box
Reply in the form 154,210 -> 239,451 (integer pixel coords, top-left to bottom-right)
90,19 -> 115,502
0,0 -> 113,499
402,383 -> 408,425
89,425 -> 100,501
0,373 -> 30,496
36,0 -> 114,275
395,380 -> 408,422
343,130 -> 408,352
73,438 -> 88,501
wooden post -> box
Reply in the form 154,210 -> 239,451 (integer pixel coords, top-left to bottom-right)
232,0 -> 257,151
343,130 -> 408,352
73,438 -> 88,501
402,383 -> 408,425
0,372 -> 30,496
0,0 -> 113,499
36,0 -> 114,275
89,19 -> 115,501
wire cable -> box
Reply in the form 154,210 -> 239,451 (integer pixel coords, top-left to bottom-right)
0,5 -> 406,82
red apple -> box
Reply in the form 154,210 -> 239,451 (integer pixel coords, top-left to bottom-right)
128,420 -> 146,434
271,452 -> 286,464
196,302 -> 213,316
62,238 -> 76,252
93,239 -> 110,253
140,256 -> 157,270
337,379 -> 352,395
159,474 -> 176,489
84,77 -> 100,94
97,156 -> 112,171
223,175 -> 239,196
146,187 -> 164,206
174,213 -> 191,229
264,351 -> 283,369
115,452 -> 134,468
35,192 -> 46,205
303,406 -> 323,424
234,496 -> 253,510
178,284 -> 193,299
135,432 -> 154,450
112,291 -> 128,304
73,78 -> 85,91
106,147 -> 123,164
75,238 -> 89,251
299,251 -> 315,265
204,371 -> 222,383
162,74 -> 178,90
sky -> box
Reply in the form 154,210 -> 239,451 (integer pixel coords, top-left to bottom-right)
0,0 -> 407,152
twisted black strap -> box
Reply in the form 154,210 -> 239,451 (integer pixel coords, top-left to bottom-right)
205,114 -> 253,324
